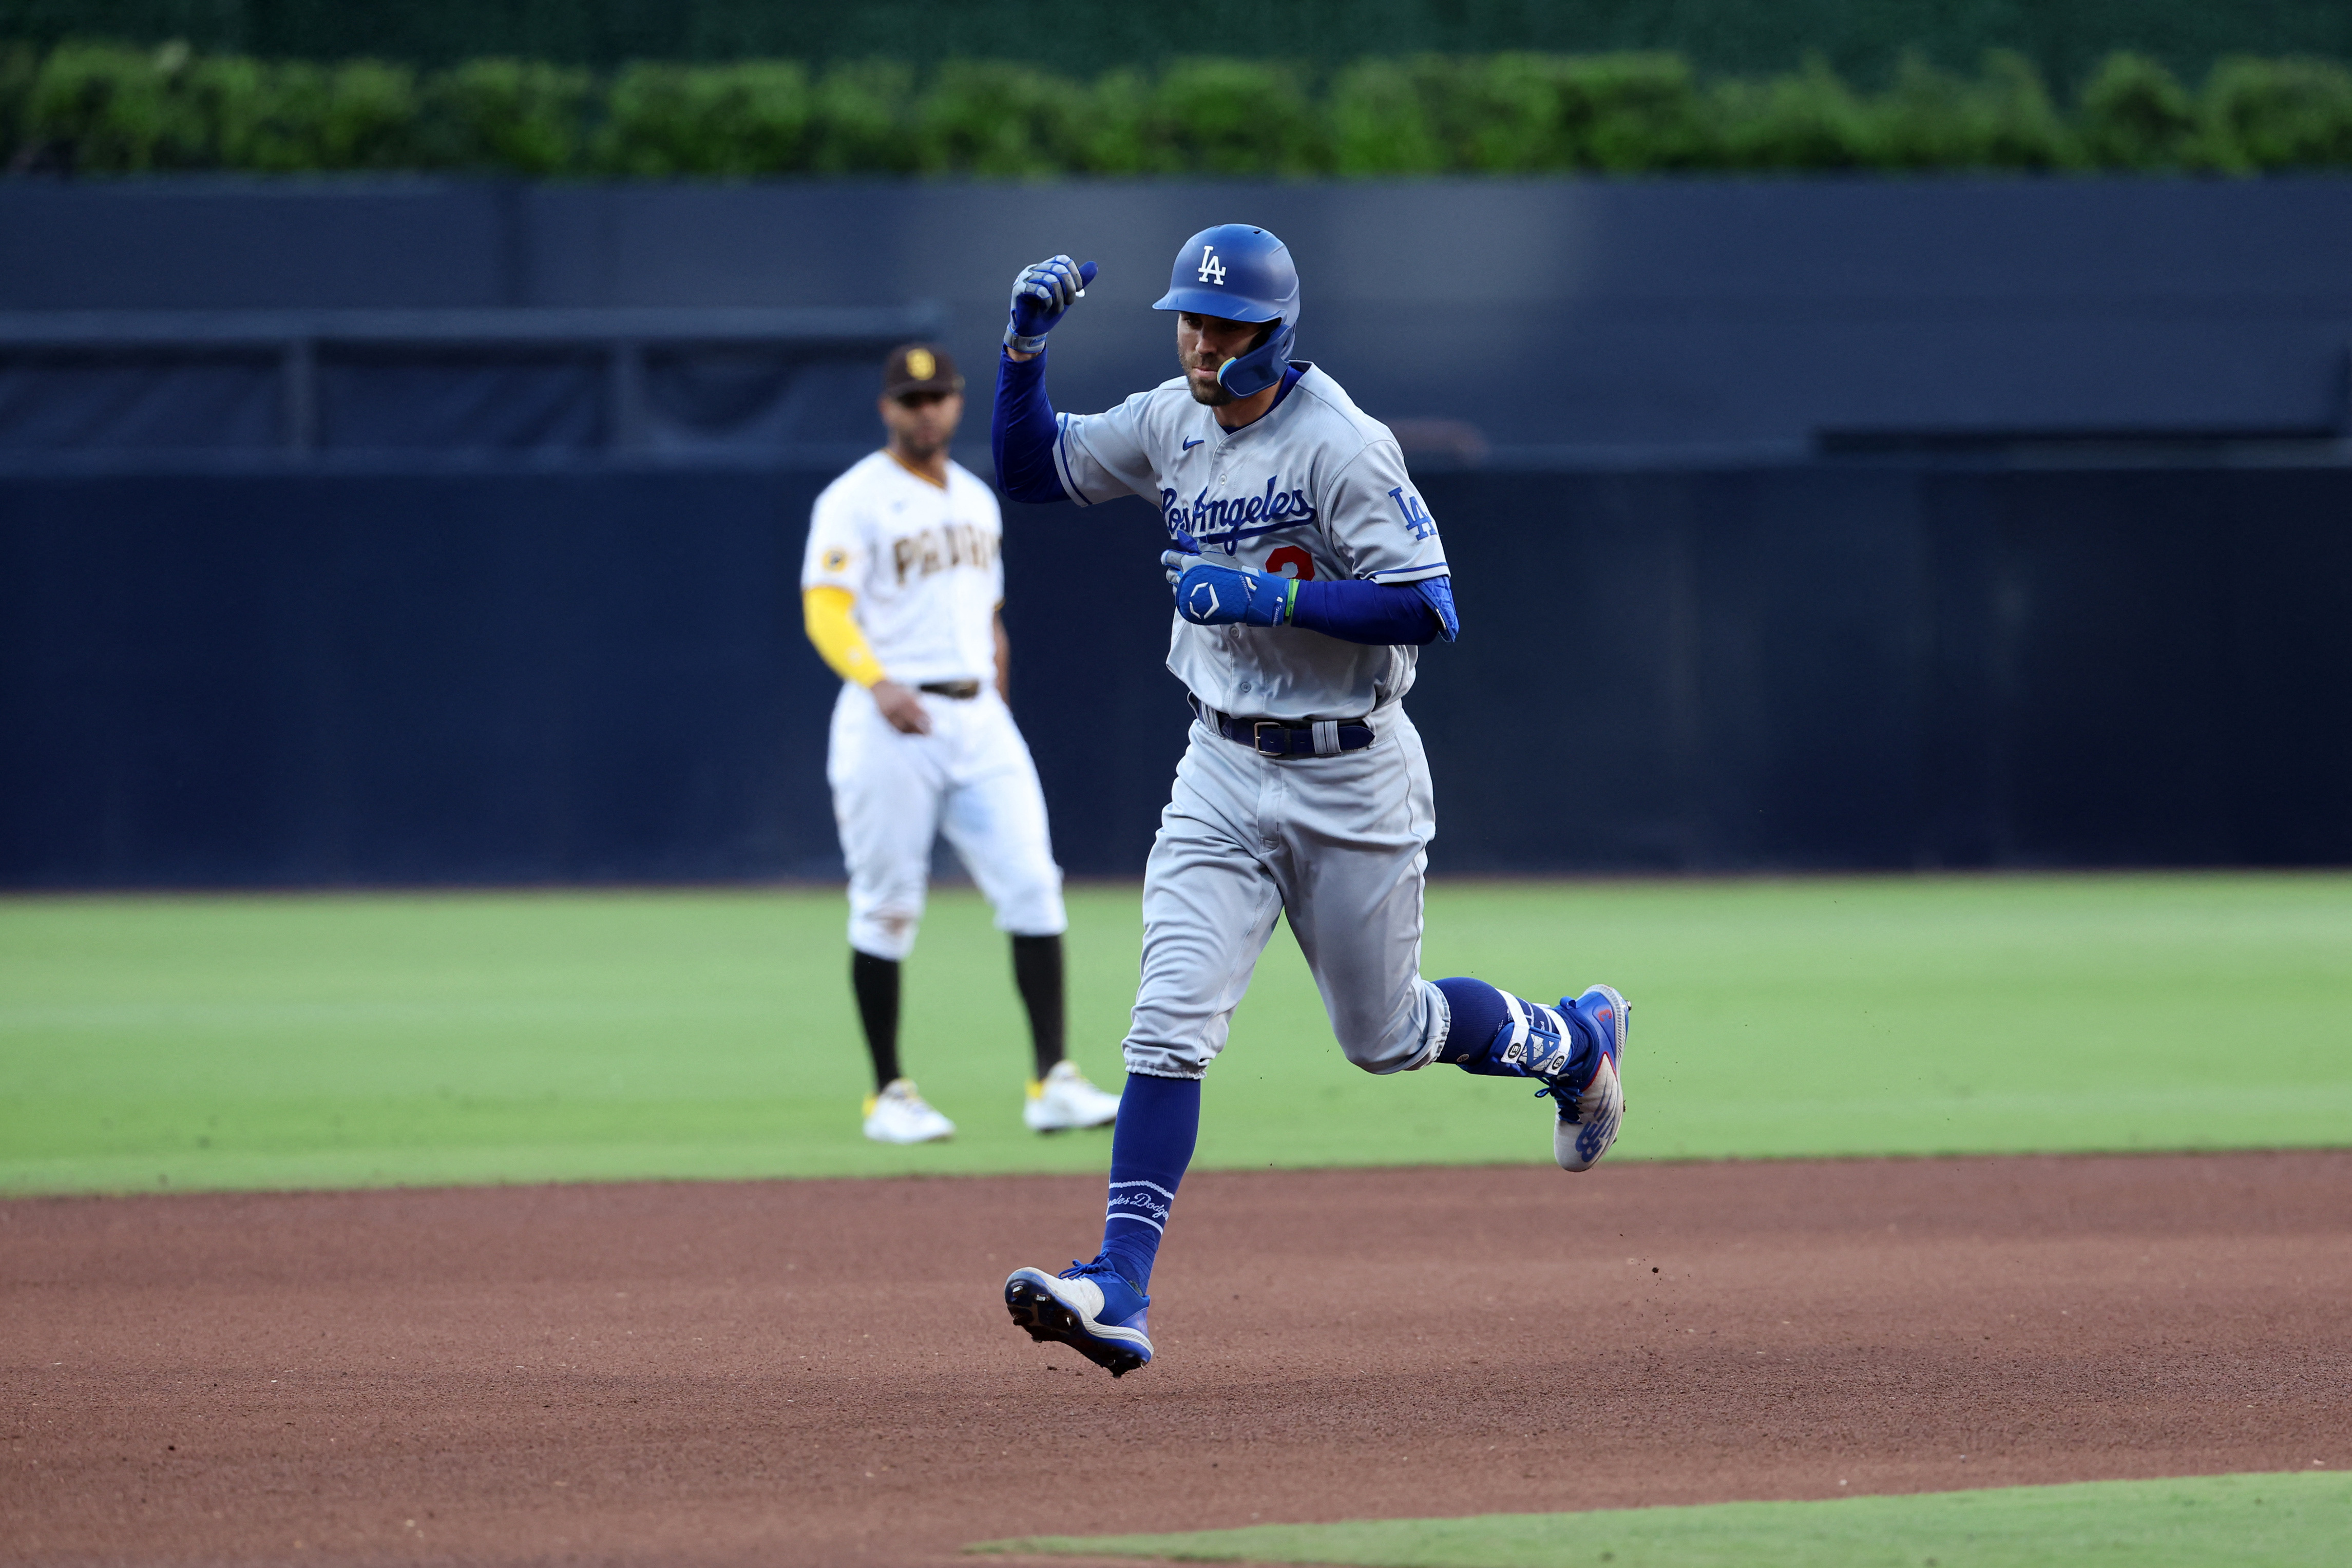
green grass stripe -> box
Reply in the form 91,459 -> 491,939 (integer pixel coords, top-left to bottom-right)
3,873 -> 2349,1194
974,1470 -> 2352,1567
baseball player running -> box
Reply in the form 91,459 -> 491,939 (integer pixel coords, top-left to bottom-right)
986,228 -> 1630,1375
801,342 -> 1121,1144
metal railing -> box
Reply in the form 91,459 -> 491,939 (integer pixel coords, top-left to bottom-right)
0,305 -> 946,458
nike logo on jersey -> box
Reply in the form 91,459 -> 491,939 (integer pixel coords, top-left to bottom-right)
1182,437 -> 1204,450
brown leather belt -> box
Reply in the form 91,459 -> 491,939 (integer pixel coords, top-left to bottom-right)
919,680 -> 982,700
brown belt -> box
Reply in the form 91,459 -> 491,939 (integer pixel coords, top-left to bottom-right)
919,680 -> 982,700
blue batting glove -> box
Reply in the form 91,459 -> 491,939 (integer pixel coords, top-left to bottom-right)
1167,556 -> 1292,627
1159,530 -> 1202,589
1006,255 -> 1099,353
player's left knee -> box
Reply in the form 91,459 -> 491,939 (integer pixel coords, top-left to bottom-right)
990,877 -> 1065,938
1333,1017 -> 1427,1076
847,900 -> 924,962
1331,986 -> 1442,1076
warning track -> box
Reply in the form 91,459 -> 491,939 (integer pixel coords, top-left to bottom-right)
4,1151 -> 2347,1565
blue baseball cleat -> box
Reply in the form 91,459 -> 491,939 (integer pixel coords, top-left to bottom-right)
1548,984 -> 1629,1172
1004,1258 -> 1153,1378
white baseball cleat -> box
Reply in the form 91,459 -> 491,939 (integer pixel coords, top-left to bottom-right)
1023,1060 -> 1121,1132
1553,984 -> 1629,1172
1004,1260 -> 1152,1377
863,1078 -> 954,1143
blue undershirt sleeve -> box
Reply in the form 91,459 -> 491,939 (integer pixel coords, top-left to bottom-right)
990,349 -> 1069,505
1413,574 -> 1460,642
1288,576 -> 1452,647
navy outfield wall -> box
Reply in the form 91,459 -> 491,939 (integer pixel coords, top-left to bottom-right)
5,458 -> 2349,887
8,176 -> 2352,884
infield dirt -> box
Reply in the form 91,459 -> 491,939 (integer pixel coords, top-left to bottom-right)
5,1152 -> 2347,1566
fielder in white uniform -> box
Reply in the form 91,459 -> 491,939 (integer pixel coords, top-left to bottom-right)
988,229 -> 1632,1377
801,343 -> 1120,1143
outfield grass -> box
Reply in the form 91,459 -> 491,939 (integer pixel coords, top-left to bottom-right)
976,1471 -> 2352,1567
2,874 -> 2348,1194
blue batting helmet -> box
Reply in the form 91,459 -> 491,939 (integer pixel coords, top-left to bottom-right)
1153,224 -> 1301,399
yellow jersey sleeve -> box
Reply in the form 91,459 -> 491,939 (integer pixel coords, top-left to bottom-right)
803,586 -> 886,687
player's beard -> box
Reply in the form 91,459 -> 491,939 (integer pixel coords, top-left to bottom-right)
893,429 -> 949,464
1182,323 -> 1274,408
1185,371 -> 1236,409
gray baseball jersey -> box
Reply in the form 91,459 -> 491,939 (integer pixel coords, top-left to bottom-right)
1049,365 -> 1448,720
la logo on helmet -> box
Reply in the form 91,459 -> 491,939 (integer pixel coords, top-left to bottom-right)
1197,246 -> 1227,285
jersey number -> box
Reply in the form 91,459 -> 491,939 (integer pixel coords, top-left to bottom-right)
1198,246 -> 1227,285
1388,486 -> 1437,540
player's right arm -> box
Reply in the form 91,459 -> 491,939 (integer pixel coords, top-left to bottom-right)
992,255 -> 1161,510
992,350 -> 1069,505
993,255 -> 1094,505
801,585 -> 884,687
802,588 -> 931,733
801,486 -> 932,734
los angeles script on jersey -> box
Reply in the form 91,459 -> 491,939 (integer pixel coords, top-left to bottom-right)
890,521 -> 999,585
1160,475 -> 1315,550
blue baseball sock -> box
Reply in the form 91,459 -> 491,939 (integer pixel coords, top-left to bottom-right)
1098,1071 -> 1200,1292
1433,976 -> 1597,1088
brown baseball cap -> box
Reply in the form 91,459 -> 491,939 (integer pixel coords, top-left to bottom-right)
883,342 -> 964,399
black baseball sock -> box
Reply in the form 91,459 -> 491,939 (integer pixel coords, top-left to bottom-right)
1010,932 -> 1065,1080
850,949 -> 902,1091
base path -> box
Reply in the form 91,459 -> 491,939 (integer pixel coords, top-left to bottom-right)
5,1152 -> 2347,1566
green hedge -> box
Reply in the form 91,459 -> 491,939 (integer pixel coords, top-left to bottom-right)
13,0 -> 2352,91
10,41 -> 2352,176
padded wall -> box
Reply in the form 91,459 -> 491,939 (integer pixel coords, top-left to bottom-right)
6,461 -> 2347,886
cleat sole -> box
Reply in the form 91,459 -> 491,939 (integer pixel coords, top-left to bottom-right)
1003,1275 -> 1149,1378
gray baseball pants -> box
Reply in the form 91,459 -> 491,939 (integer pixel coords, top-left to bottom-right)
1121,702 -> 1452,1079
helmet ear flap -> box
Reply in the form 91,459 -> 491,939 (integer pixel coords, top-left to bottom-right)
1215,319 -> 1295,399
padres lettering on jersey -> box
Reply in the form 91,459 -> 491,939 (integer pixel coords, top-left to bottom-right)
803,451 -> 1005,687
1049,364 -> 1448,721
891,521 -> 1001,586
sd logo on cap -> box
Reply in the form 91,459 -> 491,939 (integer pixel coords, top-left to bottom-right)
884,342 -> 964,400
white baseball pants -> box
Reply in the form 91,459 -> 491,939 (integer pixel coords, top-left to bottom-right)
827,682 -> 1066,961
1120,702 -> 1449,1080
